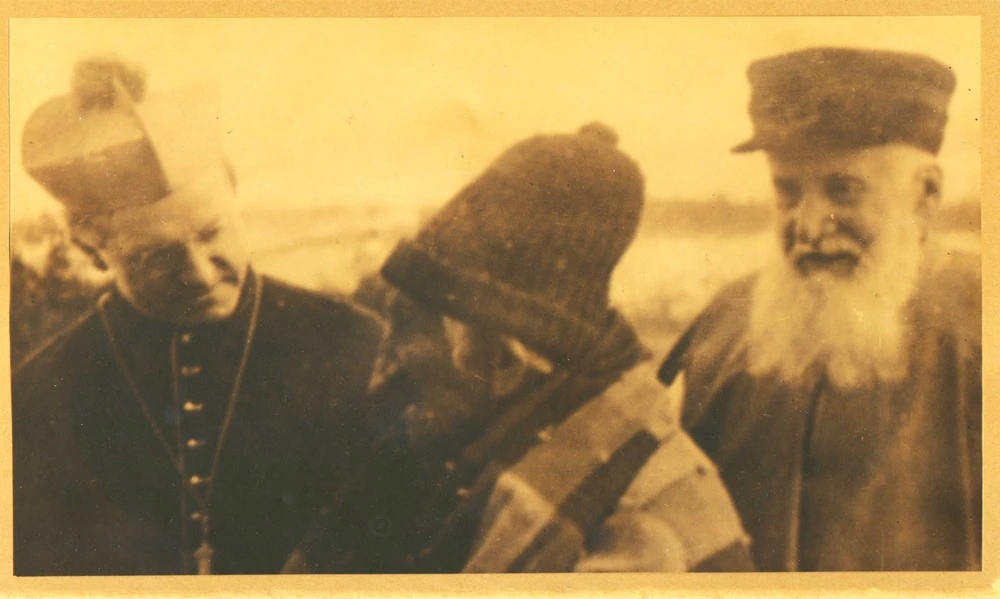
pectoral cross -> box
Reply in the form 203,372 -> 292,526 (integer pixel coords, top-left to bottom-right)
194,518 -> 214,575
194,541 -> 214,575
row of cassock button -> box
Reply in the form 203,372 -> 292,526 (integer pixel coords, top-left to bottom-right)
176,332 -> 212,528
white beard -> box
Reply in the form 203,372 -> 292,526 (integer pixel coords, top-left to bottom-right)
746,222 -> 925,392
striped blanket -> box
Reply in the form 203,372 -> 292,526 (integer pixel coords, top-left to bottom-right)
463,363 -> 750,572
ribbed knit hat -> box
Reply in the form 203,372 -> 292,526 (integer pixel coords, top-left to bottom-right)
733,47 -> 956,155
381,122 -> 645,363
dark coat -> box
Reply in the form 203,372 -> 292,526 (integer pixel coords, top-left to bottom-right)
12,272 -> 384,575
659,250 -> 982,571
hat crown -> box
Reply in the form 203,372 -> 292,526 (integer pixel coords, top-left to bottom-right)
382,122 -> 645,360
735,47 -> 956,155
747,47 -> 956,94
445,121 -> 643,276
22,54 -> 225,214
483,123 -> 642,239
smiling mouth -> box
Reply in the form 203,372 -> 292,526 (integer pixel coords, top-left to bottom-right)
793,251 -> 861,276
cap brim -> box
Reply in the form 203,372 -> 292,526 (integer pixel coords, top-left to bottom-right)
730,137 -> 763,153
381,239 -> 601,362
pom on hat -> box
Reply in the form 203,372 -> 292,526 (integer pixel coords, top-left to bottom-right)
382,122 -> 644,361
578,122 -> 618,146
70,55 -> 147,111
23,54 -> 228,215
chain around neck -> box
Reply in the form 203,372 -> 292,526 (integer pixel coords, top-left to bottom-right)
97,277 -> 264,571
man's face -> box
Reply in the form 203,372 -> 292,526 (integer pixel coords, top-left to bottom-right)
366,294 -> 497,450
767,143 -> 939,280
747,143 -> 941,390
85,170 -> 250,324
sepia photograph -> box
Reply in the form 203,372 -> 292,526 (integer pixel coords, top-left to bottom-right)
2,9 -> 993,596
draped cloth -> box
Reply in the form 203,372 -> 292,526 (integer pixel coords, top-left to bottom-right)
410,310 -> 653,572
290,310 -> 750,573
463,362 -> 749,572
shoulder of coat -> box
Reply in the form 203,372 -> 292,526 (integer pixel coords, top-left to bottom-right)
913,247 -> 981,346
260,275 -> 387,343
657,271 -> 758,386
13,306 -> 102,385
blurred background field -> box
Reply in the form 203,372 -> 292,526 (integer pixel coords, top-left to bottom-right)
9,19 -> 981,367
10,198 -> 981,368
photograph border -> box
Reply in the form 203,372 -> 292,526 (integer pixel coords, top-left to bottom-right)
1,1 -> 996,597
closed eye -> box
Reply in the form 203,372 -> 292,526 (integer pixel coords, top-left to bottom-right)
773,177 -> 802,209
127,243 -> 186,272
824,174 -> 866,205
196,224 -> 222,243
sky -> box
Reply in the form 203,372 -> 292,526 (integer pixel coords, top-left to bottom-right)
9,17 -> 981,221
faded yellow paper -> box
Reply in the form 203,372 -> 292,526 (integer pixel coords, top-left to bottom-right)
1,4 -> 996,598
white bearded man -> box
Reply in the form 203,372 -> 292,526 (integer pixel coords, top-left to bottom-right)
658,48 -> 981,571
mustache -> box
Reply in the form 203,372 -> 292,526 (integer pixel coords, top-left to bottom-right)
783,223 -> 871,255
789,239 -> 863,258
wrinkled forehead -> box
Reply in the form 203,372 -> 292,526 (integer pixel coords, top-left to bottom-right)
766,143 -> 934,181
83,165 -> 241,249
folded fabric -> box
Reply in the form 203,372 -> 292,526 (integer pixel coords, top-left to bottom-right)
462,363 -> 748,572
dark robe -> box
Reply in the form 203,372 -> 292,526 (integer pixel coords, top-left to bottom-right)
12,271 -> 384,575
658,250 -> 982,571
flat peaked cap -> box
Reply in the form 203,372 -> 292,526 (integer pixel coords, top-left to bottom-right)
22,55 -> 226,214
733,47 -> 956,155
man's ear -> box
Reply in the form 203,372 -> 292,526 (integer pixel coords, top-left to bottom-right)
71,237 -> 109,271
915,163 -> 943,212
914,163 -> 942,241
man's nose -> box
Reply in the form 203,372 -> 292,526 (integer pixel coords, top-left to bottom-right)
792,193 -> 832,244
180,246 -> 218,288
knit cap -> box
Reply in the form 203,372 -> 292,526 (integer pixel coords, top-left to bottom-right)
381,123 -> 645,363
